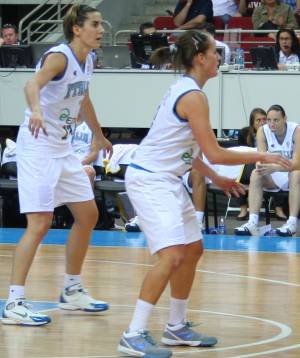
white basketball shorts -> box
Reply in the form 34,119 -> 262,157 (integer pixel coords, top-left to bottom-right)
125,166 -> 202,255
17,153 -> 94,213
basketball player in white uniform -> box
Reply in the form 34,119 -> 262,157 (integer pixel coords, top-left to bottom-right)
72,109 -> 98,185
235,104 -> 300,237
118,31 -> 291,357
2,4 -> 112,326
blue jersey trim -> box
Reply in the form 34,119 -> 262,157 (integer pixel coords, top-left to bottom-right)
129,163 -> 154,173
40,51 -> 68,81
173,89 -> 201,122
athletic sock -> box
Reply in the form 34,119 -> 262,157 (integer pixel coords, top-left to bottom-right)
128,299 -> 154,333
64,273 -> 81,289
168,297 -> 188,326
8,285 -> 25,301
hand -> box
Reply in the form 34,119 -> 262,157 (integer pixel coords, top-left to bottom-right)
259,153 -> 292,170
256,163 -> 277,176
28,111 -> 48,138
213,176 -> 246,198
97,136 -> 113,159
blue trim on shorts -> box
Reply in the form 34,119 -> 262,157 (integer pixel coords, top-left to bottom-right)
129,163 -> 154,173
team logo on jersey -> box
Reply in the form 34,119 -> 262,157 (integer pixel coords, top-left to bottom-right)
64,81 -> 89,99
59,108 -> 76,140
181,149 -> 194,164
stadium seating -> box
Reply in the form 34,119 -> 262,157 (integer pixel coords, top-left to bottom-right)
153,16 -> 176,30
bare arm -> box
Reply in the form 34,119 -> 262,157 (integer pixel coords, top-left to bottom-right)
290,127 -> 300,171
173,0 -> 193,27
80,93 -> 113,158
81,135 -> 99,165
25,52 -> 66,138
177,90 -> 291,168
177,14 -> 207,29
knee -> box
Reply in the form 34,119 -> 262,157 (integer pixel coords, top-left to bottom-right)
74,203 -> 99,228
162,250 -> 185,270
27,216 -> 52,238
186,241 -> 203,263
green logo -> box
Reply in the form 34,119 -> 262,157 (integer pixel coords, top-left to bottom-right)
181,149 -> 194,164
59,108 -> 76,125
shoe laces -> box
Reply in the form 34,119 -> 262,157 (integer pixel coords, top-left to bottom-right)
17,299 -> 32,310
140,330 -> 157,346
184,321 -> 199,329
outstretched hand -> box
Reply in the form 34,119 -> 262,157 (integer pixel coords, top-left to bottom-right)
213,176 -> 245,198
260,153 -> 292,170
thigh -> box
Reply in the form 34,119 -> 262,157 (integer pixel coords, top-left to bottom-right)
125,168 -> 187,255
17,155 -> 61,213
55,154 -> 94,208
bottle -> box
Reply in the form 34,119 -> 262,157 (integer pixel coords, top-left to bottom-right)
235,48 -> 245,70
218,216 -> 226,234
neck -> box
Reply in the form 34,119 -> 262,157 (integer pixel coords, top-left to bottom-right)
187,69 -> 207,88
69,41 -> 90,63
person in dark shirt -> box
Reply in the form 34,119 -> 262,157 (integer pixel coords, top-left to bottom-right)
173,0 -> 213,29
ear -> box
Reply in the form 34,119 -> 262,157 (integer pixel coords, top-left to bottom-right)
72,24 -> 81,37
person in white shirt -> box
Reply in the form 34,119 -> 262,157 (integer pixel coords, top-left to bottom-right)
118,30 -> 291,358
2,4 -> 112,327
235,104 -> 300,237
275,28 -> 300,70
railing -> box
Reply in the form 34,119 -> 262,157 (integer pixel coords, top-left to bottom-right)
27,19 -> 113,45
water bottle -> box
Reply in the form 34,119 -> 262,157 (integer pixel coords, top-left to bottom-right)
235,48 -> 245,70
218,216 -> 226,234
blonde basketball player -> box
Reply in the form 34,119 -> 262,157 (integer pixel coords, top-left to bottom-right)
2,4 -> 112,326
118,31 -> 291,357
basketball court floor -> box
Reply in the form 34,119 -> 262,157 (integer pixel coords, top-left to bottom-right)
1,228 -> 300,358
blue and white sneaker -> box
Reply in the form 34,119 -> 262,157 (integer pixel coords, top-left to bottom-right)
118,329 -> 172,357
59,283 -> 109,312
161,321 -> 217,347
276,221 -> 297,237
2,298 -> 51,326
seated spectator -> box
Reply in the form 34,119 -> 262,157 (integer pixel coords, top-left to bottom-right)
235,104 -> 300,237
198,22 -> 231,64
139,22 -> 156,35
212,0 -> 241,26
252,0 -> 298,39
0,24 -> 20,46
239,0 -> 262,16
173,0 -> 213,29
275,28 -> 300,70
72,109 -> 99,185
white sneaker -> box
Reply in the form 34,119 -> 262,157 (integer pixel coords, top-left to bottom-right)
2,298 -> 51,326
276,221 -> 297,237
59,283 -> 109,312
125,216 -> 141,232
234,221 -> 259,236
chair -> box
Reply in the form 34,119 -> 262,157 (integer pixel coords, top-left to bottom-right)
153,16 -> 176,30
228,17 -> 253,30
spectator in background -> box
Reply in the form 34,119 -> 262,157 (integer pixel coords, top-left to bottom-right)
252,0 -> 298,39
282,0 -> 300,11
239,0 -> 262,16
139,22 -> 156,35
212,0 -> 241,26
173,0 -> 213,29
198,22 -> 231,64
0,23 -> 20,46
275,28 -> 300,69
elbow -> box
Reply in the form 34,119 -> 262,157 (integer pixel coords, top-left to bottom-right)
173,17 -> 181,27
205,153 -> 219,165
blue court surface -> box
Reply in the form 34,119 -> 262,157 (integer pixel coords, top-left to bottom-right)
0,227 -> 300,253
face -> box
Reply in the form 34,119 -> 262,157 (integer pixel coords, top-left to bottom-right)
2,28 -> 18,45
253,112 -> 266,131
74,11 -> 104,49
196,38 -> 219,79
266,110 -> 286,134
279,32 -> 292,55
142,27 -> 156,35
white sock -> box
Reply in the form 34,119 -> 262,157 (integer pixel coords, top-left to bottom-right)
128,299 -> 154,333
195,211 -> 204,224
249,214 -> 259,225
288,216 -> 297,225
8,285 -> 25,300
64,274 -> 81,289
168,297 -> 188,326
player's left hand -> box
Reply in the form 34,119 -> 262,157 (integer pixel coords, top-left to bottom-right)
98,136 -> 113,159
213,176 -> 245,198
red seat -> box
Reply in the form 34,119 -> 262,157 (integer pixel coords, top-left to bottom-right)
153,16 -> 176,30
228,17 -> 253,30
213,16 -> 224,30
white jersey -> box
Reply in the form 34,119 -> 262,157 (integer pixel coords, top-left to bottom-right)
17,43 -> 94,158
263,121 -> 298,159
72,121 -> 93,162
131,76 -> 202,177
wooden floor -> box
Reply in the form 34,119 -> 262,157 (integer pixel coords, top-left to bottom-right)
1,229 -> 300,358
